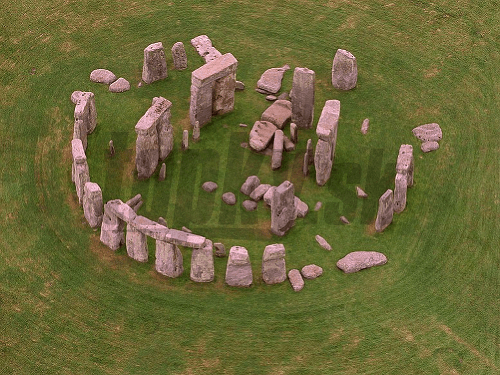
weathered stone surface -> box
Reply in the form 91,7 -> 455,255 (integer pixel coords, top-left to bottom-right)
158,163 -> 166,181
393,173 -> 408,213
109,78 -> 130,93
202,181 -> 218,192
315,235 -> 332,251
261,100 -> 292,129
70,90 -> 83,104
249,120 -> 277,152
340,216 -> 350,224
271,129 -> 284,170
265,95 -> 277,101
225,246 -> 253,287
257,64 -> 290,94
182,226 -> 192,233
241,176 -> 261,195
396,144 -> 414,187
71,139 -> 89,205
337,251 -> 387,273
271,180 -> 295,236
74,91 -> 97,136
302,152 -> 309,176
316,100 -> 340,141
214,242 -> 226,257
290,123 -> 298,144
421,141 -> 440,152
294,197 -> 309,218
361,118 -> 369,134
356,186 -> 368,198
171,42 -> 187,70
90,69 -> 117,84
283,135 -> 295,151
255,87 -> 272,95
126,220 -> 148,262
109,140 -> 115,156
263,186 -> 276,206
262,243 -> 286,285
277,91 -> 290,100
288,269 -> 304,292
158,217 -> 168,227
314,139 -> 333,186
222,192 -> 236,205
412,123 -> 442,142
291,67 -> 315,129
142,42 -> 167,84
182,129 -> 189,150
375,189 -> 394,233
73,119 -> 87,151
155,240 -> 183,278
125,194 -> 142,211
190,240 -> 214,282
314,201 -> 322,211
250,184 -> 272,201
306,139 -> 314,165
190,35 -> 221,63
83,182 -> 103,229
235,80 -> 245,91
301,264 -> 323,279
100,205 -> 125,251
242,200 -> 258,211
331,49 -> 358,90
192,121 -> 200,141
162,229 -> 206,249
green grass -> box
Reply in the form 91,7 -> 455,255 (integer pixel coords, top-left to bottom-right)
1,0 -> 500,373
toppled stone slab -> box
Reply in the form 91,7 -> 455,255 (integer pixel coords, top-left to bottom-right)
257,64 -> 290,94
263,186 -> 276,206
125,194 -> 142,211
412,123 -> 442,142
421,141 -> 440,152
271,180 -> 296,236
361,118 -> 369,134
295,197 -> 309,218
336,251 -> 387,273
242,200 -> 258,211
190,240 -> 214,282
83,182 -> 103,229
249,121 -> 277,151
340,216 -> 350,224
291,67 -> 315,129
109,77 -> 130,93
356,186 -> 368,198
214,242 -> 226,257
142,42 -> 168,84
90,69 -> 117,84
301,264 -> 323,279
222,192 -> 236,205
375,189 -> 394,233
261,100 -> 292,129
202,181 -> 218,192
182,226 -> 192,233
155,240 -> 183,278
283,135 -> 295,152
171,42 -> 187,70
262,243 -> 286,284
226,246 -> 253,287
288,269 -> 304,292
271,129 -> 284,170
250,184 -> 271,201
331,49 -> 358,90
241,175 -> 261,196
315,235 -> 332,251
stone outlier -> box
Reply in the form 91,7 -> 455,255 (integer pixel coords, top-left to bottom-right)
331,49 -> 358,90
302,152 -> 309,176
190,35 -> 222,63
340,216 -> 350,224
182,129 -> 189,150
109,78 -> 130,93
225,246 -> 253,287
142,42 -> 168,84
271,129 -> 284,170
271,180 -> 295,236
135,97 -> 173,179
361,118 -> 369,134
190,240 -> 215,282
290,123 -> 298,144
90,69 -> 117,84
171,42 -> 187,70
71,139 -> 90,205
336,251 -> 387,273
189,53 -> 238,128
261,100 -> 292,129
291,67 -> 315,129
262,243 -> 286,285
126,217 -> 150,262
222,192 -> 236,205
314,100 -> 340,186
375,189 -> 394,233
301,264 -> 323,279
83,182 -> 103,229
256,64 -> 290,94
393,173 -> 408,214
249,121 -> 277,151
396,144 -> 414,187
241,176 -> 261,196
315,235 -> 332,251
202,181 -> 218,192
288,269 -> 304,292
155,239 -> 183,278
412,123 -> 442,142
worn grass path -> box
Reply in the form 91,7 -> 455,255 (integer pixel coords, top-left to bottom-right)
1,0 -> 499,373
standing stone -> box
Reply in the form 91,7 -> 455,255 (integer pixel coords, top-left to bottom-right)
288,269 -> 304,292
306,139 -> 314,165
73,91 -> 97,135
83,182 -> 103,229
190,35 -> 221,63
214,242 -> 226,257
241,175 -> 261,195
182,129 -> 189,150
302,152 -> 309,177
396,144 -> 414,187
100,210 -> 125,251
271,180 -> 295,236
291,67 -> 315,129
109,140 -> 115,156
158,163 -> 166,181
271,129 -> 284,170
375,189 -> 394,233
249,120 -> 278,151
171,42 -> 187,70
71,139 -> 90,205
290,123 -> 298,144
261,100 -> 292,129
263,186 -> 276,206
262,244 -> 286,285
126,219 -> 149,262
193,121 -> 200,141
361,118 -> 369,134
393,173 -> 408,213
332,49 -> 358,90
256,64 -> 290,94
190,240 -> 215,282
225,246 -> 253,287
142,42 -> 168,84
155,239 -> 183,278
73,119 -> 87,151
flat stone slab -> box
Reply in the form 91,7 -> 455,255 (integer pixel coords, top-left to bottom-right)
361,118 -> 369,134
288,269 -> 304,292
90,69 -> 117,84
250,184 -> 271,201
109,77 -> 130,93
301,264 -> 323,279
202,181 -> 218,192
261,100 -> 292,129
266,95 -> 277,101
421,141 -> 440,153
249,121 -> 277,151
257,64 -> 290,94
412,123 -> 442,142
242,200 -> 258,211
315,235 -> 332,251
336,251 -> 387,273
222,192 -> 236,205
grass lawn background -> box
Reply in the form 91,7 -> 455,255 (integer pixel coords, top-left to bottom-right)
1,0 -> 499,373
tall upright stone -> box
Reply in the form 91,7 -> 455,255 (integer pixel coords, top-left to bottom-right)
396,144 -> 414,187
331,49 -> 358,90
190,240 -> 215,283
182,130 -> 189,150
271,180 -> 296,236
71,139 -> 90,205
126,216 -> 150,262
83,182 -> 103,229
302,152 -> 309,177
100,200 -> 133,250
314,100 -> 340,186
193,121 -> 200,141
225,246 -> 253,287
73,91 -> 97,138
171,41 -> 188,70
271,129 -> 284,170
291,67 -> 315,129
290,122 -> 298,144
142,42 -> 168,84
156,239 -> 183,278
262,243 -> 286,285
306,139 -> 314,165
375,189 -> 394,233
394,173 -> 408,213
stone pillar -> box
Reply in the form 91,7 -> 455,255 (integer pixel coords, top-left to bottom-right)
302,152 -> 309,177
225,246 -> 253,287
193,121 -> 200,141
290,122 -> 298,143
291,67 -> 315,129
271,180 -> 296,236
158,163 -> 166,181
73,119 -> 87,150
394,173 -> 408,213
71,139 -> 90,205
74,91 -> 97,135
83,182 -> 103,229
171,41 -> 187,70
142,42 -> 167,84
153,97 -> 174,161
126,220 -> 149,263
190,240 -> 215,282
262,243 -> 286,285
306,139 -> 314,165
375,189 -> 394,233
331,49 -> 358,90
314,100 -> 340,186
155,240 -> 183,278
396,144 -> 414,187
100,208 -> 125,251
271,129 -> 284,170
182,130 -> 189,150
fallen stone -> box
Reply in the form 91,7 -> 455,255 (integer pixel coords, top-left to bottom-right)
302,152 -> 309,177
271,180 -> 296,236
250,184 -> 272,201
125,194 -> 142,211
242,200 -> 258,211
271,129 -> 284,170
70,91 -> 83,104
90,69 -> 117,84
158,163 -> 166,181
266,95 -> 277,101
375,189 -> 394,233
182,226 -> 192,233
340,216 -> 350,224
331,49 -> 358,90
225,246 -> 253,287
261,100 -> 292,129
356,186 -> 368,198
277,92 -> 290,100
239,123 -> 248,127
202,181 -> 218,192
301,264 -> 323,279
291,67 -> 315,129
262,243 -> 286,285
288,269 -> 304,292
214,242 -> 226,257
336,251 -> 387,273
255,87 -> 273,95
315,235 -> 331,251
412,123 -> 442,142
182,129 -> 189,150
222,192 -> 236,205
295,197 -> 309,218
109,140 -> 115,157
109,77 -> 130,93
235,80 -> 245,91
314,201 -> 322,211
83,182 -> 103,229
190,240 -> 215,282
241,176 -> 261,195
283,135 -> 295,152
158,217 -> 168,227
171,41 -> 187,70
155,240 -> 183,278
257,64 -> 290,94
249,120 -> 278,151
421,141 -> 440,153
263,186 -> 276,206
361,118 -> 369,134
142,42 -> 168,84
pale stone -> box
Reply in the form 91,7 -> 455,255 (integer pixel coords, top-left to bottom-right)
83,182 -> 103,229
109,78 -> 130,93
356,186 -> 368,198
109,140 -> 115,156
155,240 -> 183,278
314,201 -> 322,211
314,139 -> 333,186
241,176 -> 261,195
271,180 -> 295,236
261,100 -> 292,129
73,119 -> 87,151
71,139 -> 89,205
361,118 -> 369,134
262,244 -> 286,285
288,269 -> 304,292
271,129 -> 284,170
301,264 -> 323,279
393,173 -> 407,213
193,121 -> 200,141
142,42 -> 167,84
158,163 -> 166,181
283,135 -> 295,151
162,229 -> 206,249
182,129 -> 189,150
222,192 -> 236,205
291,67 -> 315,129
314,100 -> 340,186
396,144 -> 414,187
340,216 -> 350,224
249,120 -> 277,151
412,123 -> 442,142
295,197 -> 309,218
190,240 -> 214,282
202,181 -> 218,192
225,246 -> 253,287
302,152 -> 309,177
235,80 -> 245,91
100,205 -> 125,251
263,186 -> 276,206
239,123 -> 248,127
315,235 -> 331,251
331,49 -> 358,90
125,194 -> 142,211
214,242 -> 226,257
90,69 -> 117,84
74,91 -> 97,135
266,95 -> 277,101
337,251 -> 387,273
126,220 -> 149,262
421,141 -> 440,152
182,226 -> 192,233
375,189 -> 394,233
250,184 -> 272,201
242,200 -> 258,211
171,42 -> 187,70
70,91 -> 83,104
190,35 -> 221,63
257,64 -> 290,94
290,122 -> 298,144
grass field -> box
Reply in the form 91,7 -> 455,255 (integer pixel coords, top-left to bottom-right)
1,0 -> 499,373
